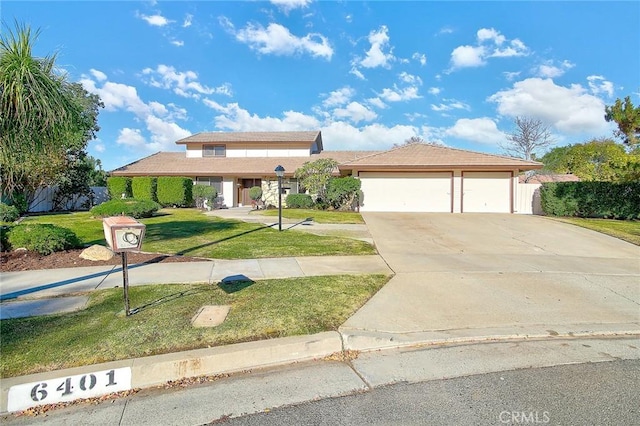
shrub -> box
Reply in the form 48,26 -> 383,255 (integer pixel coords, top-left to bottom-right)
249,186 -> 263,202
107,177 -> 132,200
90,198 -> 160,219
157,177 -> 193,207
1,225 -> 11,251
193,184 -> 218,209
0,203 -> 20,222
326,176 -> 361,210
132,177 -> 158,202
540,181 -> 640,220
8,224 -> 81,255
286,193 -> 314,209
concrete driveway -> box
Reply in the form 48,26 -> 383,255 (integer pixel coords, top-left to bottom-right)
340,213 -> 640,350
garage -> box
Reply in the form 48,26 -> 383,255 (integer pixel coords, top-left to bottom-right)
462,171 -> 513,213
359,172 -> 452,212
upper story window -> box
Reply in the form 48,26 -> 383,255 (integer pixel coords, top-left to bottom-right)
203,144 -> 226,157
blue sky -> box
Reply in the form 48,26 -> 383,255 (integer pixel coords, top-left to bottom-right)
4,1 -> 639,171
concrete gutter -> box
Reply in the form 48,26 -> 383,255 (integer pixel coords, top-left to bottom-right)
0,331 -> 342,414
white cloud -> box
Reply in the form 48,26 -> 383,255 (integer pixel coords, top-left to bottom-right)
233,22 -> 333,60
322,86 -> 355,107
446,117 -> 506,145
428,87 -> 441,96
358,25 -> 395,69
349,67 -> 365,80
366,97 -> 387,109
399,72 -> 423,86
535,60 -> 574,78
431,99 -> 470,112
90,69 -> 107,81
145,115 -> 192,150
412,52 -> 427,66
449,27 -> 529,70
322,122 -> 419,150
117,128 -> 147,148
204,101 -> 321,131
503,71 -> 521,81
332,101 -> 377,124
170,40 -> 184,47
183,14 -> 193,28
587,75 -> 615,98
450,45 -> 486,68
378,85 -> 421,102
142,65 -> 232,99
270,0 -> 312,13
488,77 -> 610,134
405,112 -> 427,122
437,26 -> 454,35
138,13 -> 173,27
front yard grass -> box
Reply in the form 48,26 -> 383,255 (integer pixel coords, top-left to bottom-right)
0,274 -> 390,378
255,208 -> 365,224
551,217 -> 640,245
20,209 -> 375,258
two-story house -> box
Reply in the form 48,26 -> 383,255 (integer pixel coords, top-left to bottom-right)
111,130 -> 542,213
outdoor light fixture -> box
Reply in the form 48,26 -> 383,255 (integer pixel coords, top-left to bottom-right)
275,165 -> 285,231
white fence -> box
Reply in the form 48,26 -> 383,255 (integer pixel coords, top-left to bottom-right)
516,183 -> 543,215
28,186 -> 109,213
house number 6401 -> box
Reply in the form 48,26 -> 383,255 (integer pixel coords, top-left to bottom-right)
8,367 -> 132,412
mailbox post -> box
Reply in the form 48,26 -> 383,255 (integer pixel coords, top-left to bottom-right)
102,216 -> 146,316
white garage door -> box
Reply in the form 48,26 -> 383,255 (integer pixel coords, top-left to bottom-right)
462,172 -> 512,213
359,172 -> 452,212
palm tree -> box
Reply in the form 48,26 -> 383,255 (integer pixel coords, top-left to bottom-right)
0,21 -> 85,199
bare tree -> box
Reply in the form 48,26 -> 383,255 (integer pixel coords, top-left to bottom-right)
393,136 -> 440,148
500,117 -> 555,160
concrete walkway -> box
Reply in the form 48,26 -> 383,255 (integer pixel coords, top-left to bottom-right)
0,255 -> 392,319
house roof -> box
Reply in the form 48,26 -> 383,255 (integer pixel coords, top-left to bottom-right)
519,173 -> 581,184
175,131 -> 323,150
340,143 -> 543,171
110,151 -> 380,177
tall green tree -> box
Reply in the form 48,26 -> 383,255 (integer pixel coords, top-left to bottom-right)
539,138 -> 639,182
293,158 -> 339,202
0,22 -> 102,205
605,96 -> 640,147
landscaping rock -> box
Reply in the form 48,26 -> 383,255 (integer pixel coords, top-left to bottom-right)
79,245 -> 114,261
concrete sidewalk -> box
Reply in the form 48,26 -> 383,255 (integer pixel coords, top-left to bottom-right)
0,255 -> 393,318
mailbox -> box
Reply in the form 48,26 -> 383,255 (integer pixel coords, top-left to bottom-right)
102,216 -> 146,253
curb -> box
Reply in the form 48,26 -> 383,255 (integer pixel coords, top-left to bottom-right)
0,331 -> 342,414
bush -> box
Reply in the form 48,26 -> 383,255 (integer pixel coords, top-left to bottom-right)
107,177 -> 132,200
0,203 -> 20,222
193,184 -> 218,209
132,177 -> 158,202
249,186 -> 263,202
8,224 -> 81,255
540,181 -> 640,220
157,177 -> 193,207
326,176 -> 361,210
286,193 -> 314,209
1,225 -> 11,251
90,198 -> 160,219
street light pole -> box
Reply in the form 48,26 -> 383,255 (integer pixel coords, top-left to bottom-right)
275,165 -> 285,231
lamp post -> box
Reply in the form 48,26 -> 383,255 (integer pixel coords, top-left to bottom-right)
275,165 -> 285,231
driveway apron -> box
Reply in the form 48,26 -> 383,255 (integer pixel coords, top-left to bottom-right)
340,213 -> 640,349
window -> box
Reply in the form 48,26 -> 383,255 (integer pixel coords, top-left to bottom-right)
195,177 -> 223,195
203,144 -> 226,157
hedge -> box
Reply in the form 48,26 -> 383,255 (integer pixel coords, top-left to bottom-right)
157,177 -> 193,207
107,177 -> 132,200
7,224 -> 81,255
132,177 -> 158,201
0,203 -> 20,222
540,181 -> 640,220
286,193 -> 314,209
90,198 -> 160,218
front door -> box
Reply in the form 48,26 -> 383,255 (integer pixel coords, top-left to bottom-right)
241,178 -> 261,206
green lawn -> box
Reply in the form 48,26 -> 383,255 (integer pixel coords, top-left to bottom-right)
255,208 -> 365,224
551,217 -> 640,245
20,209 -> 375,258
0,274 -> 390,378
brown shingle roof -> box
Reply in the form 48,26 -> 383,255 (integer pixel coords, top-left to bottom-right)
110,151 -> 380,177
341,143 -> 543,171
176,130 -> 322,148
